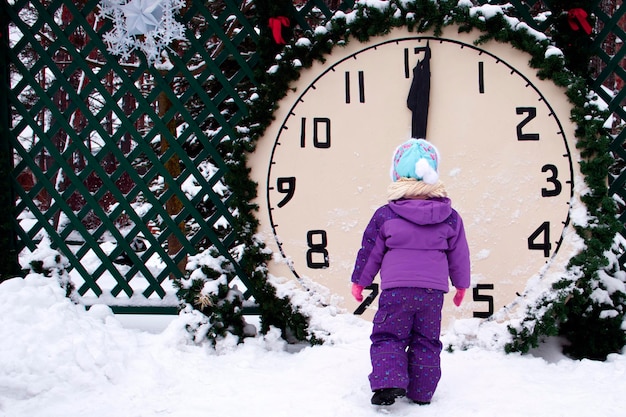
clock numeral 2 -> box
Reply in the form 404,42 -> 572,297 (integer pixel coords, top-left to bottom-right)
473,284 -> 494,318
345,71 -> 365,103
276,177 -> 295,207
516,107 -> 540,141
306,230 -> 329,269
528,221 -> 552,257
300,117 -> 331,148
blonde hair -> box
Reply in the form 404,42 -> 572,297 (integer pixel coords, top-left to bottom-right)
387,177 -> 448,201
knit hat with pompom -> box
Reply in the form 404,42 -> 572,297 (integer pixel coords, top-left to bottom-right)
390,138 -> 440,184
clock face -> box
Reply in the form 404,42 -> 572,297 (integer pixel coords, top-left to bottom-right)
249,27 -> 581,324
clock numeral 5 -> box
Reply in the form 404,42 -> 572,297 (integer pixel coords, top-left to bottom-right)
300,117 -> 331,148
472,283 -> 495,318
528,221 -> 552,257
276,177 -> 296,207
306,230 -> 329,269
516,107 -> 540,141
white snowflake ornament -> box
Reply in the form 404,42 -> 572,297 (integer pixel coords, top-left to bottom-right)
99,0 -> 187,65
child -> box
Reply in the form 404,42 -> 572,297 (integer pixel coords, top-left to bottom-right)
350,138 -> 471,406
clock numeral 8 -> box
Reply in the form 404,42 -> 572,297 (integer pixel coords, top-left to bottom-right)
306,230 -> 329,269
300,117 -> 331,148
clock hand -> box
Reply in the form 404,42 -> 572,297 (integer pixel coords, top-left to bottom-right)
407,42 -> 431,139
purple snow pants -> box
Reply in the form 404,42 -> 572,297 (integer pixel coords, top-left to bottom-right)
369,287 -> 444,403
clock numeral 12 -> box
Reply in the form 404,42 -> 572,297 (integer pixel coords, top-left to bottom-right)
300,117 -> 331,148
306,230 -> 329,269
345,71 -> 365,103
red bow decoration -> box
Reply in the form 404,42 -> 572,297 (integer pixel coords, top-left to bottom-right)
269,16 -> 290,45
567,8 -> 592,35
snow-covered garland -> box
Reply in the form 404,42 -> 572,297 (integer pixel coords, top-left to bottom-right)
99,0 -> 187,65
238,0 -> 625,359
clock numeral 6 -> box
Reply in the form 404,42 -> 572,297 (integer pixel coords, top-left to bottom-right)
276,177 -> 296,208
306,230 -> 329,269
528,221 -> 552,257
300,117 -> 331,148
516,107 -> 540,141
473,284 -> 495,318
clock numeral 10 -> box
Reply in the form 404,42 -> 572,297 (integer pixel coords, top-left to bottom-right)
300,117 -> 331,148
528,221 -> 552,257
306,230 -> 329,269
472,284 -> 494,318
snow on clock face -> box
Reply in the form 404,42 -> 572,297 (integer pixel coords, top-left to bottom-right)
248,26 -> 581,324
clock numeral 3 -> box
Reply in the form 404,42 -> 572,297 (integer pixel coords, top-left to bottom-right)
276,177 -> 296,207
528,221 -> 552,257
541,164 -> 562,197
306,230 -> 329,269
300,117 -> 331,148
516,107 -> 540,141
472,284 -> 495,318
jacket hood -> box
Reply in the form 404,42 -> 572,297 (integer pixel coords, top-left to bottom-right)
388,197 -> 452,225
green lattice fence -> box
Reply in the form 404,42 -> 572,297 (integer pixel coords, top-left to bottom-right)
2,0 -> 624,314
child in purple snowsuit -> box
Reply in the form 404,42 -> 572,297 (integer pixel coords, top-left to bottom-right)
350,138 -> 471,406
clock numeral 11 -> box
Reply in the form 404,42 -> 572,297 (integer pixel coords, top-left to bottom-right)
300,117 -> 331,148
345,71 -> 365,103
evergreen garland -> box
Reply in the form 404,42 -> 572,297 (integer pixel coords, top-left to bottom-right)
237,0 -> 624,359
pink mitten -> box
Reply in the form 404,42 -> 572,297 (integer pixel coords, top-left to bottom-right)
351,283 -> 364,302
453,288 -> 466,307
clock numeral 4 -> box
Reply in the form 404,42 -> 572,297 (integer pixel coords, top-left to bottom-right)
306,230 -> 329,269
300,117 -> 331,148
528,221 -> 552,257
516,107 -> 540,141
472,284 -> 494,318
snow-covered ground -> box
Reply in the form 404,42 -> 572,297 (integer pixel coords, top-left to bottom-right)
1,273 -> 625,417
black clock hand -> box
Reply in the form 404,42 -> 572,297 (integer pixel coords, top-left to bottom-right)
407,42 -> 431,139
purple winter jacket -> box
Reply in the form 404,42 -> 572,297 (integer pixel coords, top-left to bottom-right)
350,197 -> 471,293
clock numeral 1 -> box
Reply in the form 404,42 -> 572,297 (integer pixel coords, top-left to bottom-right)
516,107 -> 540,141
528,221 -> 552,257
306,230 -> 329,269
541,164 -> 562,197
276,177 -> 296,207
472,284 -> 494,318
478,61 -> 485,94
345,71 -> 365,103
300,117 -> 331,148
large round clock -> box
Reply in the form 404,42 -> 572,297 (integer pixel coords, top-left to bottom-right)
248,26 -> 581,325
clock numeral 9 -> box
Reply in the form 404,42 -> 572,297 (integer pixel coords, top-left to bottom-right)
516,107 -> 540,141
306,230 -> 329,269
275,177 -> 296,207
472,284 -> 495,318
528,221 -> 552,257
300,117 -> 331,148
